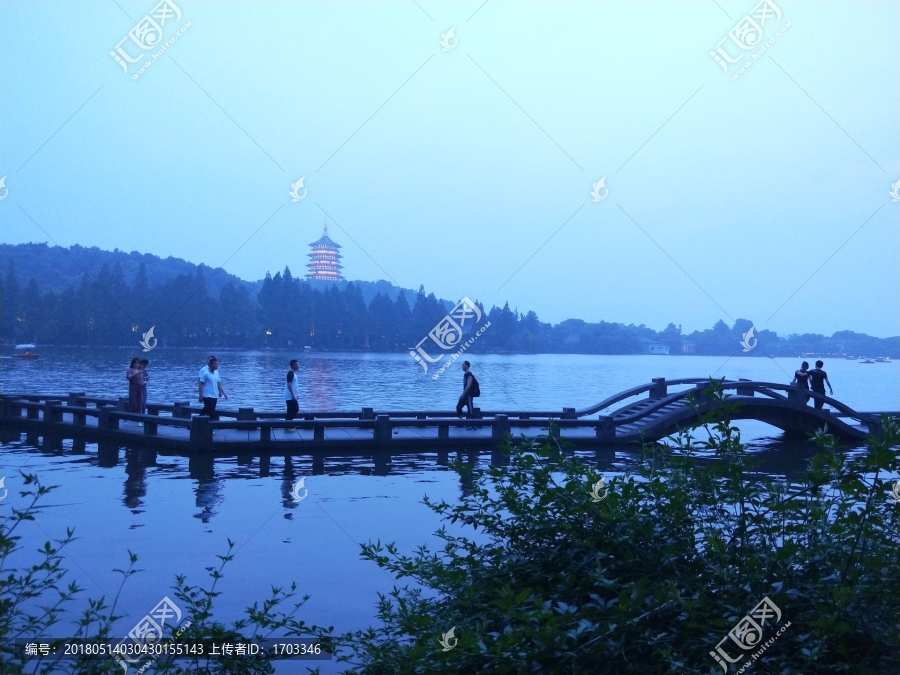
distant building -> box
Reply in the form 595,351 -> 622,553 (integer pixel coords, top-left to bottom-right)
306,222 -> 344,282
646,344 -> 669,355
681,343 -> 696,354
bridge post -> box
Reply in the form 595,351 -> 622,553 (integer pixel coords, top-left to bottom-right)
237,407 -> 255,421
97,442 -> 119,467
373,448 -> 392,475
98,409 -> 119,431
259,455 -> 271,477
173,401 -> 191,419
0,424 -> 18,443
562,407 -> 576,419
491,446 -> 509,466
438,423 -> 449,439
190,416 -> 212,448
314,425 -> 325,441
361,407 -> 375,420
188,454 -> 215,480
374,415 -> 392,442
595,415 -> 616,441
117,397 -> 128,411
649,378 -> 667,399
492,414 -> 510,439
67,392 -> 86,406
44,401 -> 63,423
865,417 -> 884,437
312,450 -> 326,474
736,378 -> 754,396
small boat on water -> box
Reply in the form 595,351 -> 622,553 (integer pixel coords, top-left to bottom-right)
303,345 -> 312,353
874,357 -> 891,363
859,358 -> 876,364
12,344 -> 39,360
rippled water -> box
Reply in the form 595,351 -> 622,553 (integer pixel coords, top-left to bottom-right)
1,349 -> 897,664
2,347 -> 896,412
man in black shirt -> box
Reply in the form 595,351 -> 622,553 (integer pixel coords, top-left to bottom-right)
457,361 -> 476,421
808,360 -> 833,410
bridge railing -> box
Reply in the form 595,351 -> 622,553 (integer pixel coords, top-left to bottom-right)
719,381 -> 870,419
1,393 -> 582,424
2,397 -> 623,446
576,377 -> 727,417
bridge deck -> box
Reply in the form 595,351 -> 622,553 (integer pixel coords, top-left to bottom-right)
1,378 -> 893,457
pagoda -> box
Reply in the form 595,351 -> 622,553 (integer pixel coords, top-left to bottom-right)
306,222 -> 344,281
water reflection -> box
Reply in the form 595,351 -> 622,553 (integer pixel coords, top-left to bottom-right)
194,478 -> 222,523
123,449 -> 147,511
307,359 -> 338,411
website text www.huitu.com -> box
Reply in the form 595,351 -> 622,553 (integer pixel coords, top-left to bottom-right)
736,621 -> 792,674
731,21 -> 791,80
132,22 -> 191,80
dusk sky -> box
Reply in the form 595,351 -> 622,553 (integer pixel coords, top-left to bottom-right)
2,0 -> 898,337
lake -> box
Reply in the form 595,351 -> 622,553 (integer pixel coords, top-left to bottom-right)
1,349 -> 897,669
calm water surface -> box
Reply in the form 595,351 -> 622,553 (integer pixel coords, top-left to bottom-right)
1,349 -> 897,663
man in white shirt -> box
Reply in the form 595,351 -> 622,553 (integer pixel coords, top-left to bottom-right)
284,359 -> 300,431
198,357 -> 227,420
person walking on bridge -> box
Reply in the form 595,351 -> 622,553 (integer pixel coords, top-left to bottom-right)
198,357 -> 227,420
792,361 -> 811,405
809,360 -> 833,410
285,359 -> 300,431
456,361 -> 480,429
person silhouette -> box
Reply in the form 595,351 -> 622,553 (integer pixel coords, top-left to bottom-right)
809,360 -> 833,410
792,361 -> 811,405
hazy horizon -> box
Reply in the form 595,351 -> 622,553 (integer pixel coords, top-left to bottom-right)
2,1 -> 898,338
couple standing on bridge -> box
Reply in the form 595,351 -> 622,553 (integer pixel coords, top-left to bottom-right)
792,360 -> 833,409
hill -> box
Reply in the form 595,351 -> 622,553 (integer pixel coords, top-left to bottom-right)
0,243 -> 435,310
0,243 -> 896,358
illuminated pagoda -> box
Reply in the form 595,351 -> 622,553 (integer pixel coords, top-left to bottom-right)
306,222 -> 344,281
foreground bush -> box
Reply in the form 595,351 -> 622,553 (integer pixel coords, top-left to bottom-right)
344,384 -> 900,674
0,476 -> 331,675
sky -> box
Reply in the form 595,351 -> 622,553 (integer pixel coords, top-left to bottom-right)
1,0 -> 899,337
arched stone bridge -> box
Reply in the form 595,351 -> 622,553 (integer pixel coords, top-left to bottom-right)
573,377 -> 892,443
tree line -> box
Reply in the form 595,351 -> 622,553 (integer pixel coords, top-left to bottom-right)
1,260 -> 896,357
